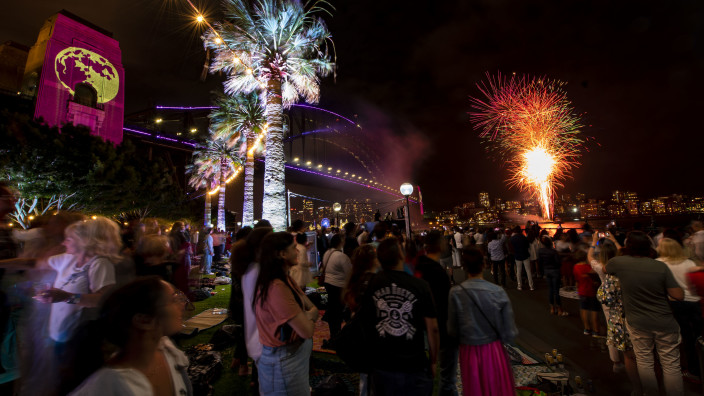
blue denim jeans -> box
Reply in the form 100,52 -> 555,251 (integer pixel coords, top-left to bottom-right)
371,368 -> 433,396
203,254 -> 212,274
545,268 -> 561,305
258,338 -> 312,396
438,343 -> 459,396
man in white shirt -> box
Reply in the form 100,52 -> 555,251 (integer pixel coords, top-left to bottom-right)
689,221 -> 704,262
452,228 -> 463,268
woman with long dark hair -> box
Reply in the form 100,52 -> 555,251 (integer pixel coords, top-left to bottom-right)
254,232 -> 319,395
343,245 -> 379,315
70,276 -> 193,396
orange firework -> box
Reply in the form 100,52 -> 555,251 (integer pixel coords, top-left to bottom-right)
470,73 -> 584,220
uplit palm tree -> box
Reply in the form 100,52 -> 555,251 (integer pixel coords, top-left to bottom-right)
186,162 -> 217,227
189,137 -> 241,231
209,93 -> 266,227
205,0 -> 335,231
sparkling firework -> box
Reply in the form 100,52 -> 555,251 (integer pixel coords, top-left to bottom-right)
470,73 -> 584,220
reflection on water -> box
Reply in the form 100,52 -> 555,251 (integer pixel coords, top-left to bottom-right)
499,213 -> 701,233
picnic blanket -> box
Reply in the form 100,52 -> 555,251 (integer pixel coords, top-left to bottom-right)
179,308 -> 228,335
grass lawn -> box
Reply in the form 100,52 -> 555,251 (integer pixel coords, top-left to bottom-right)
174,273 -> 347,395
175,278 -> 255,396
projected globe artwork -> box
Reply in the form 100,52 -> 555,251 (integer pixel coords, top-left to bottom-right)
54,47 -> 120,104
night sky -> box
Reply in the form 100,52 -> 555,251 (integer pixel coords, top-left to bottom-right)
2,0 -> 704,210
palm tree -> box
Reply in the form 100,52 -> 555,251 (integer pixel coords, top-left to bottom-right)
186,161 -> 217,227
205,0 -> 335,231
209,93 -> 266,227
188,137 -> 241,231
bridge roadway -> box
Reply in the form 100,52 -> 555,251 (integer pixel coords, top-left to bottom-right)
488,270 -> 703,396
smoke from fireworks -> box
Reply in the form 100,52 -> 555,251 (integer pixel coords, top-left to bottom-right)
470,73 -> 584,220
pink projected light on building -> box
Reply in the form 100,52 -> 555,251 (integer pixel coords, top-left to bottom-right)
24,11 -> 125,144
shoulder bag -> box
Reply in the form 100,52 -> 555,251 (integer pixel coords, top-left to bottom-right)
459,284 -> 501,340
318,250 -> 338,285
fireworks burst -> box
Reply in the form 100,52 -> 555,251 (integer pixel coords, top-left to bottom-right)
470,73 -> 584,220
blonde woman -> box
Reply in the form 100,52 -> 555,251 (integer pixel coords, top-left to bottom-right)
657,238 -> 702,381
32,217 -> 119,340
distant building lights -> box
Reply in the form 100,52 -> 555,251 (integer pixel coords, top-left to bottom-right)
155,118 -> 163,124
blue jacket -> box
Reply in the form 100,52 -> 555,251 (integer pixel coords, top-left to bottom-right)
447,278 -> 518,346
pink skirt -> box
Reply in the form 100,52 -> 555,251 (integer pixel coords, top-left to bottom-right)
460,341 -> 515,396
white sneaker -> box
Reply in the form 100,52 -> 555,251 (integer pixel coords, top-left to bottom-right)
517,286 -> 522,291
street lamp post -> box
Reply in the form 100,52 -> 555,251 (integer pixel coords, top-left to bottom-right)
400,183 -> 413,241
333,202 -> 341,227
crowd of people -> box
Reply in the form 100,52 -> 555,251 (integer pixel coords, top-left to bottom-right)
227,219 -> 519,396
3,178 -> 704,396
0,182 -> 217,395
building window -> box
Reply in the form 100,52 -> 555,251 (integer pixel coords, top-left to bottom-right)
73,83 -> 97,107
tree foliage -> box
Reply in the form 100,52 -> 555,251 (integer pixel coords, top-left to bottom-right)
0,111 -> 192,226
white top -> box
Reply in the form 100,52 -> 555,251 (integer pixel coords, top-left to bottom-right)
589,259 -> 607,283
357,231 -> 369,246
657,258 -> 701,302
290,245 -> 313,287
690,230 -> 704,260
48,253 -> 116,342
321,249 -> 352,288
69,368 -> 152,396
555,240 -> 572,252
474,233 -> 485,245
242,262 -> 262,361
454,232 -> 464,249
69,337 -> 190,396
529,239 -> 540,261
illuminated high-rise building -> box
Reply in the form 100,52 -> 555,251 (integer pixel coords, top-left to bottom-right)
479,192 -> 490,208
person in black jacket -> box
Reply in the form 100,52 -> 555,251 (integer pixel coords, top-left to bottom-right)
415,231 -> 457,396
538,236 -> 568,316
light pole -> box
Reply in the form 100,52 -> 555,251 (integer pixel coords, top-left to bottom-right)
400,183 -> 413,241
333,202 -> 341,227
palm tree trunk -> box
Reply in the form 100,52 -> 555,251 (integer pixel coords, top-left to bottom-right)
204,192 -> 212,227
262,77 -> 286,231
217,156 -> 227,231
242,134 -> 255,227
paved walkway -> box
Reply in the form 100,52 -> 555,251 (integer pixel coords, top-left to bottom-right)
488,269 -> 702,396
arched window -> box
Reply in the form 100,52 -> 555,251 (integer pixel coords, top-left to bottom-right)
73,83 -> 97,107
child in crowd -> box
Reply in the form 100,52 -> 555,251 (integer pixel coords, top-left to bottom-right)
573,249 -> 601,335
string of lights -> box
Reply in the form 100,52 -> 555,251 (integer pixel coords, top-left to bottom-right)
266,159 -> 418,203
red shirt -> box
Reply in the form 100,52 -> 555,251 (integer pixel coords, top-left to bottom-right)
687,269 -> 704,324
573,262 -> 597,297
